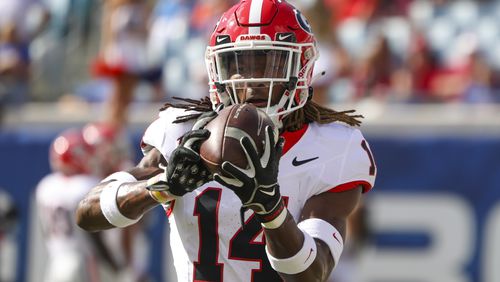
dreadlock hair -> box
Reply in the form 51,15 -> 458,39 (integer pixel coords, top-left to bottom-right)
160,96 -> 363,131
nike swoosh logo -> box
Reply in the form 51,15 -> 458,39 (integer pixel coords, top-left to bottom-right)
260,187 -> 276,196
333,232 -> 341,244
304,248 -> 314,263
292,156 -> 318,166
278,34 -> 292,41
216,36 -> 228,43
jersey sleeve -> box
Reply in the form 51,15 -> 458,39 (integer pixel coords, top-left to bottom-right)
316,128 -> 376,194
141,108 -> 195,160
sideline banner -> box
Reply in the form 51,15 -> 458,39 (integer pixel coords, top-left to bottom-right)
0,131 -> 499,282
358,137 -> 500,282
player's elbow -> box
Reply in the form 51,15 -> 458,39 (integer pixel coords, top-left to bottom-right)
75,200 -> 91,230
75,199 -> 100,232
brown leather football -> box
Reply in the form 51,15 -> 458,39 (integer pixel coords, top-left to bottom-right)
200,103 -> 276,176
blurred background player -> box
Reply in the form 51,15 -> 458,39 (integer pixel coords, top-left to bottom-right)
0,189 -> 19,282
35,124 -> 147,282
81,122 -> 152,282
92,0 -> 163,128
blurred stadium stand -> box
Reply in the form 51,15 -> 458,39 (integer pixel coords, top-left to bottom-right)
2,0 -> 499,106
3,102 -> 500,136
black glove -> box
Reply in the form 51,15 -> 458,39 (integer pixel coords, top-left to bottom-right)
213,126 -> 285,223
146,111 -> 218,196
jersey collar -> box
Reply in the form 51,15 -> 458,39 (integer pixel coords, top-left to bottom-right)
280,123 -> 309,156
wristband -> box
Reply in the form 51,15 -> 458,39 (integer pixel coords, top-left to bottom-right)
265,229 -> 317,274
260,203 -> 287,229
297,218 -> 344,268
101,171 -> 137,183
99,180 -> 141,228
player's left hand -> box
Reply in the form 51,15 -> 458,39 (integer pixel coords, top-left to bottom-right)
214,126 -> 285,223
147,129 -> 213,196
146,109 -> 222,197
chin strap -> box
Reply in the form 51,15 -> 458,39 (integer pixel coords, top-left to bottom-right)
263,103 -> 285,130
213,83 -> 233,111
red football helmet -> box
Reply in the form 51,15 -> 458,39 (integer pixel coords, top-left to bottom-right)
82,123 -> 133,177
50,128 -> 96,176
205,0 -> 319,125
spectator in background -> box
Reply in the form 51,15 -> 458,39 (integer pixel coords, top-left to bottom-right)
296,0 -> 360,104
35,124 -> 146,282
298,0 -> 337,105
189,0 -> 232,36
370,0 -> 412,19
0,0 -> 50,107
92,0 -> 163,128
0,189 -> 18,282
187,0 -> 235,92
150,0 -> 235,101
354,35 -> 403,101
405,34 -> 473,103
326,0 -> 378,25
328,44 -> 358,103
405,35 -> 443,102
462,50 -> 497,103
321,0 -> 500,104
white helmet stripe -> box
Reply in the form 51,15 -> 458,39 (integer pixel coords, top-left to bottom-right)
248,0 -> 263,34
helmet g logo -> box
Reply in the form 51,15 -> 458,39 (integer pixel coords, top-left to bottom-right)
294,9 -> 312,34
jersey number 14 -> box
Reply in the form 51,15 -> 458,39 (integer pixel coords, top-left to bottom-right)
193,188 -> 282,282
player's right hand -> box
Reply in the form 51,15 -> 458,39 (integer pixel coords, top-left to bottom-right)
146,129 -> 213,196
214,126 -> 285,221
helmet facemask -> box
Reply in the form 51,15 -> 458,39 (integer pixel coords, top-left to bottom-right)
205,38 -> 318,126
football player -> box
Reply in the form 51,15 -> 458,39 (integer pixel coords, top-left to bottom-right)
36,125 -> 138,282
0,189 -> 18,282
76,0 -> 376,281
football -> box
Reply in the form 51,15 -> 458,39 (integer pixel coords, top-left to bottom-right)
199,103 -> 277,176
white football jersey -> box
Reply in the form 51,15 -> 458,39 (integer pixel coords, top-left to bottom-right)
142,107 -> 376,282
36,173 -> 129,282
36,173 -> 99,256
